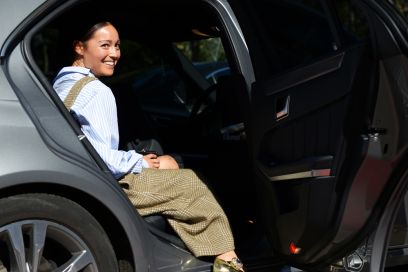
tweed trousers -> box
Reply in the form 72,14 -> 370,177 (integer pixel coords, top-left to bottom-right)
119,168 -> 235,257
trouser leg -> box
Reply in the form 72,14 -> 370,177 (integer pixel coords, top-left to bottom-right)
120,168 -> 235,257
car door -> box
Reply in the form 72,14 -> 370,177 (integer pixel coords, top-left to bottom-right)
229,0 -> 408,269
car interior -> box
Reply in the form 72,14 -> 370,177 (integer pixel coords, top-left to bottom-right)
30,0 -> 270,266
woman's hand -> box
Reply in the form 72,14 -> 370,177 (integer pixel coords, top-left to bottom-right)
143,153 -> 160,169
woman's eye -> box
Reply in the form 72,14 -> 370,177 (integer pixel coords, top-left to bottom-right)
101,44 -> 109,48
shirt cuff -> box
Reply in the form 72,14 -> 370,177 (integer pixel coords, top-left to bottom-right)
142,158 -> 149,168
128,150 -> 144,174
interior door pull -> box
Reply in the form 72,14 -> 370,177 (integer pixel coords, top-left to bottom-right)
276,95 -> 290,120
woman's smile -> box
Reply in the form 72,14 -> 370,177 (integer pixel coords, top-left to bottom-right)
74,24 -> 121,77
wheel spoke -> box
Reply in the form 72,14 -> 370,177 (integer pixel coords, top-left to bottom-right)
55,251 -> 94,272
30,221 -> 47,272
7,223 -> 28,272
0,195 -> 108,272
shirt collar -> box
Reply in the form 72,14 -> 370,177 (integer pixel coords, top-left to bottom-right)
53,66 -> 96,85
57,66 -> 94,77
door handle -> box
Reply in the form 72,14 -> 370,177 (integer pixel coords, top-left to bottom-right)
276,95 -> 290,120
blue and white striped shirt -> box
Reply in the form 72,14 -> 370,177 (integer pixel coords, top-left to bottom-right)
53,66 -> 146,178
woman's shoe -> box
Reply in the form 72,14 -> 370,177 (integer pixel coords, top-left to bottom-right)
213,257 -> 244,272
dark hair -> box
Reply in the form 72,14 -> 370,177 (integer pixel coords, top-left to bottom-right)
76,21 -> 112,43
71,21 -> 113,62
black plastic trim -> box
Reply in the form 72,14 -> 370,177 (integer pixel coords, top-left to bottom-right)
260,155 -> 333,179
361,0 -> 408,56
261,52 -> 344,96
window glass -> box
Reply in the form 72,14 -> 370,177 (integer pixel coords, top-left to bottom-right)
113,40 -> 162,78
175,37 -> 226,63
174,37 -> 230,84
249,0 -> 336,74
31,28 -> 60,81
391,0 -> 408,18
106,36 -> 230,113
334,0 -> 369,44
106,40 -> 188,111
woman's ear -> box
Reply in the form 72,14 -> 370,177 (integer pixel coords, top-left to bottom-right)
73,41 -> 84,56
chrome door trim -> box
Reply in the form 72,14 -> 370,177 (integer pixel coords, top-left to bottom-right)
269,169 -> 331,181
220,122 -> 245,134
276,95 -> 290,120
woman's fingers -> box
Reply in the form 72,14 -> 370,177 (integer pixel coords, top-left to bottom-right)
153,158 -> 160,168
145,153 -> 157,159
151,157 -> 160,168
143,154 -> 160,168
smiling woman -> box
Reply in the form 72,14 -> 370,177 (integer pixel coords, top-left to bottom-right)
52,20 -> 244,272
72,22 -> 121,77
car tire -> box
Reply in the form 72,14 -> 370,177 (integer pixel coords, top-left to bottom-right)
0,193 -> 118,272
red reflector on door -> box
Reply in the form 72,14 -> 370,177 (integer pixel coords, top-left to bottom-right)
289,242 -> 301,254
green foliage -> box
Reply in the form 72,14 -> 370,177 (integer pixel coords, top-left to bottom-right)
392,0 -> 408,17
175,38 -> 226,62
335,0 -> 369,40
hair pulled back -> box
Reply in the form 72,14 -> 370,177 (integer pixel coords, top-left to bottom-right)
76,21 -> 112,43
72,21 -> 113,62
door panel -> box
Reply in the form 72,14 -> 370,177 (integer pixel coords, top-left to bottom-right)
252,47 -> 364,180
250,43 -> 372,261
232,0 -> 408,267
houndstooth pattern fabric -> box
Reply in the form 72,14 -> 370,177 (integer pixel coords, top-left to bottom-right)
63,76 -> 96,110
119,168 -> 235,257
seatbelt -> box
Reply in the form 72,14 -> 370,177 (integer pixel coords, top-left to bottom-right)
52,71 -> 88,84
61,75 -> 116,177
63,76 -> 97,110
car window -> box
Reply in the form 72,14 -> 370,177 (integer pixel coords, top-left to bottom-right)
334,0 -> 370,44
106,37 -> 230,112
106,40 -> 187,110
174,37 -> 231,88
245,0 -> 337,75
31,28 -> 61,81
175,37 -> 230,84
391,0 -> 408,18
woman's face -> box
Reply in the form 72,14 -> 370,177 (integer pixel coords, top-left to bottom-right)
75,24 -> 121,77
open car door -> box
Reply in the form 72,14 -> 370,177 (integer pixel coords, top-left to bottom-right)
229,0 -> 408,270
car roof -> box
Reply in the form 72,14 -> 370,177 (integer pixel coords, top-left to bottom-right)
50,0 -> 221,43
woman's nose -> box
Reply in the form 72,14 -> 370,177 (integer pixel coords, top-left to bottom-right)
109,46 -> 120,58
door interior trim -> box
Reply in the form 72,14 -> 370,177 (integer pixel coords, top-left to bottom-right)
269,169 -> 331,181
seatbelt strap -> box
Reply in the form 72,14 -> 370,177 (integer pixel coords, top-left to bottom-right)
52,71 -> 87,84
63,76 -> 97,110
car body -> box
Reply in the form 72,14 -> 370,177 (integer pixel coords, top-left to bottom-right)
1,0 -> 408,271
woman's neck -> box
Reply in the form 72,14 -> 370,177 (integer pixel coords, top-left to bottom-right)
72,59 -> 84,67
